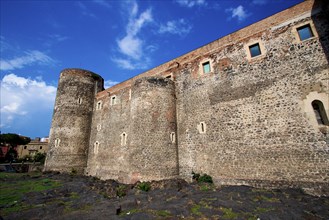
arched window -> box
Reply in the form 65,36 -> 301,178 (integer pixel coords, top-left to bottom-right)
121,132 -> 127,146
94,141 -> 99,154
198,122 -> 206,134
312,100 -> 329,125
111,95 -> 117,106
54,138 -> 61,147
96,101 -> 102,110
170,132 -> 176,143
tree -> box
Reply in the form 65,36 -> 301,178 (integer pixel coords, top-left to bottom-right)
0,133 -> 31,146
33,152 -> 46,164
5,147 -> 18,162
0,133 -> 31,162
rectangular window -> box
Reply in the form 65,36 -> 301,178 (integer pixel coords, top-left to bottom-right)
202,61 -> 211,73
249,43 -> 261,57
297,24 -> 313,41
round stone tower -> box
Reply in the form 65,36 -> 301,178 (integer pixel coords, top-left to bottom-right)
129,77 -> 178,182
44,68 -> 104,174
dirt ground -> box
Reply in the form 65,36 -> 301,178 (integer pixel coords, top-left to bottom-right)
1,172 -> 328,220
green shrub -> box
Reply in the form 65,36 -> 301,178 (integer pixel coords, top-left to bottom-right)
192,171 -> 200,181
137,182 -> 151,192
70,168 -> 77,175
192,172 -> 213,184
116,185 -> 127,198
33,153 -> 46,164
198,174 -> 213,184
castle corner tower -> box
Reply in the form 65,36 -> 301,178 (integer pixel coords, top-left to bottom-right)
44,68 -> 104,173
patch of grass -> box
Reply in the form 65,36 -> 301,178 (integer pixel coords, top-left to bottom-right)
254,207 -> 275,213
0,172 -> 25,179
136,182 -> 151,192
70,192 -> 80,199
154,210 -> 171,217
119,208 -> 141,216
116,185 -> 127,198
0,173 -> 62,216
253,195 -> 280,203
199,183 -> 215,191
220,207 -> 239,219
199,200 -> 212,209
191,204 -> 202,216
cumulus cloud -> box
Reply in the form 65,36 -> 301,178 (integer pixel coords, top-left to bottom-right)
175,0 -> 206,8
0,50 -> 55,71
0,74 -> 57,130
117,3 -> 152,60
226,5 -> 250,22
158,18 -> 192,36
114,1 -> 153,70
104,79 -> 119,88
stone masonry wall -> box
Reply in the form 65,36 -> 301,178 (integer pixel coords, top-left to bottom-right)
86,77 -> 178,184
175,1 -> 329,188
44,69 -> 104,173
46,0 -> 328,191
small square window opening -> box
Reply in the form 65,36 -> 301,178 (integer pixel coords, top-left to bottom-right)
202,62 -> 211,74
297,24 -> 314,41
249,43 -> 261,57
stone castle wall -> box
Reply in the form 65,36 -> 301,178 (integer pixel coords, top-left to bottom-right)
45,0 -> 329,191
44,69 -> 104,173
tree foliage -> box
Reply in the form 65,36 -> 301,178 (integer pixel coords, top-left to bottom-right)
0,133 -> 31,147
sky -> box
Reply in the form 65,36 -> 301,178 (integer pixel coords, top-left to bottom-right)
0,0 -> 303,138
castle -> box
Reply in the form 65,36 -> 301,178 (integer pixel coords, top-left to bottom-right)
44,0 -> 329,192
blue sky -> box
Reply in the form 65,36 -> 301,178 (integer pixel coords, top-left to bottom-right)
0,0 -> 303,138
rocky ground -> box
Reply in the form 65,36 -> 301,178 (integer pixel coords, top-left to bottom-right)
1,172 -> 329,220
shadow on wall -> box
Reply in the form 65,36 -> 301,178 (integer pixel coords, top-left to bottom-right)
312,0 -> 329,64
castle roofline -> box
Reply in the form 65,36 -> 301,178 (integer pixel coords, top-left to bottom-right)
97,0 -> 319,98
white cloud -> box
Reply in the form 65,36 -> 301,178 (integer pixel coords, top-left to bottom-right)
77,1 -> 97,18
159,18 -> 192,36
117,35 -> 143,60
112,57 -> 151,70
175,0 -> 206,8
0,50 -> 55,71
104,79 -> 119,88
117,4 -> 153,60
49,34 -> 68,42
226,5 -> 250,22
0,74 -> 56,129
93,0 -> 111,8
115,0 -> 154,69
252,0 -> 268,5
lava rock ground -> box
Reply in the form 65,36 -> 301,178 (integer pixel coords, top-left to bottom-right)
1,172 -> 328,220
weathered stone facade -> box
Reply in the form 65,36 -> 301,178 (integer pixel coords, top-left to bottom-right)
17,138 -> 49,159
44,0 -> 329,192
